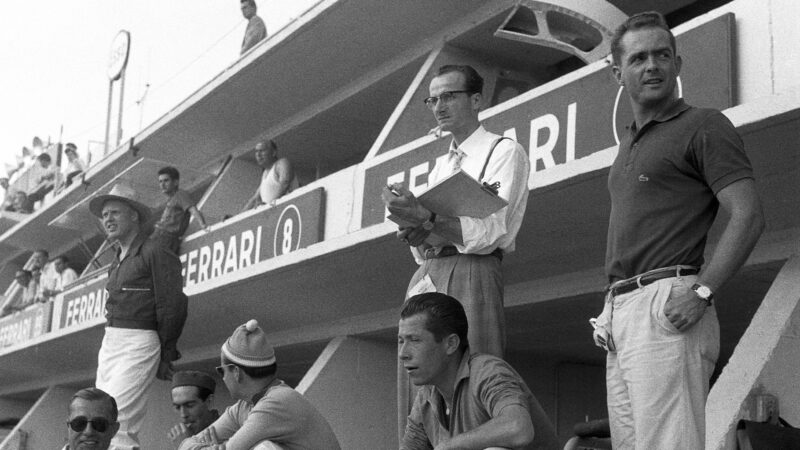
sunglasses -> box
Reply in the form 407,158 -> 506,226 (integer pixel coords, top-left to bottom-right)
215,364 -> 235,376
68,416 -> 111,433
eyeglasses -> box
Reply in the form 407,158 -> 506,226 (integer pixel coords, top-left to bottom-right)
215,364 -> 235,376
423,90 -> 473,109
67,417 -> 111,433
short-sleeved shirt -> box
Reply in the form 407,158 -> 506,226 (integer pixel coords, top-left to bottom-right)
179,378 -> 341,450
401,352 -> 559,450
155,189 -> 195,236
241,15 -> 267,55
605,99 -> 753,282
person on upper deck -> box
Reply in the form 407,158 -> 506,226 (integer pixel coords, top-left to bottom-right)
242,139 -> 299,212
63,143 -> 86,187
10,190 -> 33,214
240,0 -> 267,55
27,152 -> 57,204
0,269 -> 38,316
152,166 -> 210,253
42,254 -> 79,299
592,11 -> 764,449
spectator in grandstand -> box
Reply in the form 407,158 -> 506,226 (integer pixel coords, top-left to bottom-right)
0,174 -> 9,210
63,143 -> 86,186
382,64 -> 531,435
32,249 -> 59,301
152,166 -> 210,253
593,11 -> 764,449
27,152 -> 57,204
167,371 -> 220,448
178,319 -> 340,450
42,255 -> 79,298
240,0 -> 267,55
0,270 -> 38,316
242,139 -> 298,211
64,387 -> 120,450
398,293 -> 559,449
90,183 -> 188,450
10,190 -> 33,214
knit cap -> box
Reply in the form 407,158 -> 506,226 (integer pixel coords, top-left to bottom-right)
172,370 -> 216,392
222,319 -> 276,367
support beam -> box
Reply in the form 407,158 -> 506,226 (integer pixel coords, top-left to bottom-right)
706,253 -> 800,449
297,336 -> 397,449
0,386 -> 72,450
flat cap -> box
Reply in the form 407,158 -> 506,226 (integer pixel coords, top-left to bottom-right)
171,370 -> 216,392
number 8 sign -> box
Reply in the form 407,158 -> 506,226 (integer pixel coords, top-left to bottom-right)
274,205 -> 302,256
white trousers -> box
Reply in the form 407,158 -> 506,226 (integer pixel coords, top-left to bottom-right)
605,275 -> 719,450
96,327 -> 160,450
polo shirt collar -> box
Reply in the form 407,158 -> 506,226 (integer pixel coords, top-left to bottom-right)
630,98 -> 690,133
432,349 -> 472,405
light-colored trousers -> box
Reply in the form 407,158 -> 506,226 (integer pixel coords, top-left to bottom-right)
96,327 -> 160,450
604,275 -> 719,450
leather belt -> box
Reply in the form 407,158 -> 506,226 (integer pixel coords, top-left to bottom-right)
609,266 -> 699,297
423,246 -> 503,261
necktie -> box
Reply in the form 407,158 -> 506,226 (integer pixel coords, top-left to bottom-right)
449,149 -> 465,174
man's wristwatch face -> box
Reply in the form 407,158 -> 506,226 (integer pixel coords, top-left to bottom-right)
692,283 -> 714,304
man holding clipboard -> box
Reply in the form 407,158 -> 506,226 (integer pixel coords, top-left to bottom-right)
383,64 -> 531,436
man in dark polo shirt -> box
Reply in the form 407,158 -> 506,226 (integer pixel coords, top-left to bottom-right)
592,12 -> 764,449
90,183 -> 188,450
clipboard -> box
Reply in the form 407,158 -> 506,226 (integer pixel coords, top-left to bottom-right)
387,170 -> 507,226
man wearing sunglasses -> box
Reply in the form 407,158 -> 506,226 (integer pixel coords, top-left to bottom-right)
65,387 -> 120,450
383,64 -> 531,436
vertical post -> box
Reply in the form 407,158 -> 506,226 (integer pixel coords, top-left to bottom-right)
116,69 -> 126,148
104,80 -> 114,156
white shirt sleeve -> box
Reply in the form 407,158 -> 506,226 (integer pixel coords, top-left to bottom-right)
454,139 -> 530,254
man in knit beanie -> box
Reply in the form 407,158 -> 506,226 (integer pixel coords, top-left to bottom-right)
178,319 -> 341,450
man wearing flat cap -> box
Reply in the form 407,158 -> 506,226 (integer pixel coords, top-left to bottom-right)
89,183 -> 188,450
179,319 -> 341,450
168,371 -> 220,448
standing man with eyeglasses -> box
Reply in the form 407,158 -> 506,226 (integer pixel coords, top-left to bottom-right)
382,64 -> 531,437
90,183 -> 188,450
593,12 -> 764,449
65,387 -> 120,450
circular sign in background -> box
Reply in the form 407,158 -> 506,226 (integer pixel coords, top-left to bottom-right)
273,205 -> 302,257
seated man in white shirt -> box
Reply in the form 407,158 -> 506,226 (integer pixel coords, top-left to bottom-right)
42,255 -> 79,298
28,153 -> 57,204
64,143 -> 87,187
242,139 -> 299,212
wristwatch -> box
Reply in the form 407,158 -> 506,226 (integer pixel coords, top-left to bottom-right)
691,283 -> 714,305
422,212 -> 437,231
